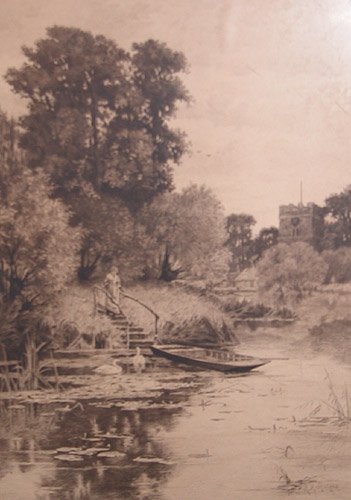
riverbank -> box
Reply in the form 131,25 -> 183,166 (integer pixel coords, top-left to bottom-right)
231,285 -> 351,366
49,281 -> 238,349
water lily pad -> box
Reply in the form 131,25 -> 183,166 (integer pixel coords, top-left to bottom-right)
68,449 -> 94,456
56,447 -> 81,453
97,451 -> 126,459
81,437 -> 104,443
88,447 -> 111,453
54,454 -> 84,462
133,456 -> 175,465
98,434 -> 129,440
70,447 -> 110,456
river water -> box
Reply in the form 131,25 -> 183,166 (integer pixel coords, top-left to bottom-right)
0,340 -> 350,500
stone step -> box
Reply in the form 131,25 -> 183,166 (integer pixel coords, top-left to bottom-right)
121,329 -> 149,336
128,340 -> 154,348
112,325 -> 129,331
98,311 -> 128,323
121,333 -> 150,340
128,326 -> 144,332
129,335 -> 153,341
115,328 -> 149,337
97,309 -> 126,320
96,307 -> 155,349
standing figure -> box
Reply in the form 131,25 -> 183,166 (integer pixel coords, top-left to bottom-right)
104,265 -> 121,314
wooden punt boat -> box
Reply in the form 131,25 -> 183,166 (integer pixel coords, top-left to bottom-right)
150,345 -> 270,373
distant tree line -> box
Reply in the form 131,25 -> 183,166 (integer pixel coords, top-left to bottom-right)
224,213 -> 278,273
225,185 -> 351,276
254,186 -> 351,308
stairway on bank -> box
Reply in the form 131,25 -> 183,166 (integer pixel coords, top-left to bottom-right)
99,308 -> 154,349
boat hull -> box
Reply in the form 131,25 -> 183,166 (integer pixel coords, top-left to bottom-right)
150,346 -> 269,373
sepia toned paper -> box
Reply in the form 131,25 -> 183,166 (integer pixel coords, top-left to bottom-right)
0,2 -> 351,499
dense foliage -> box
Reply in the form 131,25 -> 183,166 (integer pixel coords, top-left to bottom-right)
0,111 -> 81,355
5,26 -> 189,209
252,226 -> 279,259
322,186 -> 351,249
0,169 -> 81,306
256,242 -> 328,307
225,213 -> 256,272
322,247 -> 351,284
5,26 -> 190,280
140,185 -> 229,280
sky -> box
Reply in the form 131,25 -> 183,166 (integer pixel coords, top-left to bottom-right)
1,0 -> 351,231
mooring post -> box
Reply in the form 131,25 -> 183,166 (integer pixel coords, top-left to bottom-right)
154,316 -> 159,344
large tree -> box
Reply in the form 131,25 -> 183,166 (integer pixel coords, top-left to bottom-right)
5,26 -> 190,209
140,185 -> 229,281
117,39 -> 189,208
0,111 -> 81,353
69,194 -> 148,281
6,27 -> 129,193
322,186 -> 351,249
252,226 -> 279,259
0,168 -> 81,310
5,27 -> 190,281
225,213 -> 256,272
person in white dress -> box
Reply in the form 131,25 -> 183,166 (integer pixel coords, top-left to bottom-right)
104,265 -> 121,314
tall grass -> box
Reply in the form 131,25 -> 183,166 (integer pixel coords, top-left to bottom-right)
49,281 -> 238,347
323,370 -> 350,423
48,285 -> 123,348
122,282 -> 236,343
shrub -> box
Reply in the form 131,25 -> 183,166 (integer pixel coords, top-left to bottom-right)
257,242 -> 328,308
121,282 -> 237,344
322,247 -> 351,283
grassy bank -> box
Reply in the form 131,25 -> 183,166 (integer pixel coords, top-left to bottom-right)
50,281 -> 238,347
122,282 -> 238,344
50,281 -> 351,356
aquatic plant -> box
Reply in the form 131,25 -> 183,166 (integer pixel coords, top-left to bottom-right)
299,372 -> 350,427
322,370 -> 350,424
221,299 -> 296,319
8,335 -> 61,391
277,467 -> 317,494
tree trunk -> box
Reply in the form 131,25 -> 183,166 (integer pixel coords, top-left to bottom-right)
159,245 -> 182,281
78,247 -> 101,281
88,77 -> 101,192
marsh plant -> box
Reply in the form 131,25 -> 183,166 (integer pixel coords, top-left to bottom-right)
0,334 -> 60,392
323,370 -> 350,424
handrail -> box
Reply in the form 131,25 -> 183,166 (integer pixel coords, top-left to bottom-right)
93,285 -> 159,343
121,291 -> 159,343
120,291 -> 159,320
93,285 -> 120,314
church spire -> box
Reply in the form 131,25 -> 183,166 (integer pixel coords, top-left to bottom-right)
299,181 -> 303,207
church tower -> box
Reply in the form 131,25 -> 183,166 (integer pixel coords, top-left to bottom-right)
278,185 -> 324,249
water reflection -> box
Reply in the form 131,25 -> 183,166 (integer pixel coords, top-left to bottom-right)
0,376 -> 200,499
2,354 -> 350,499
